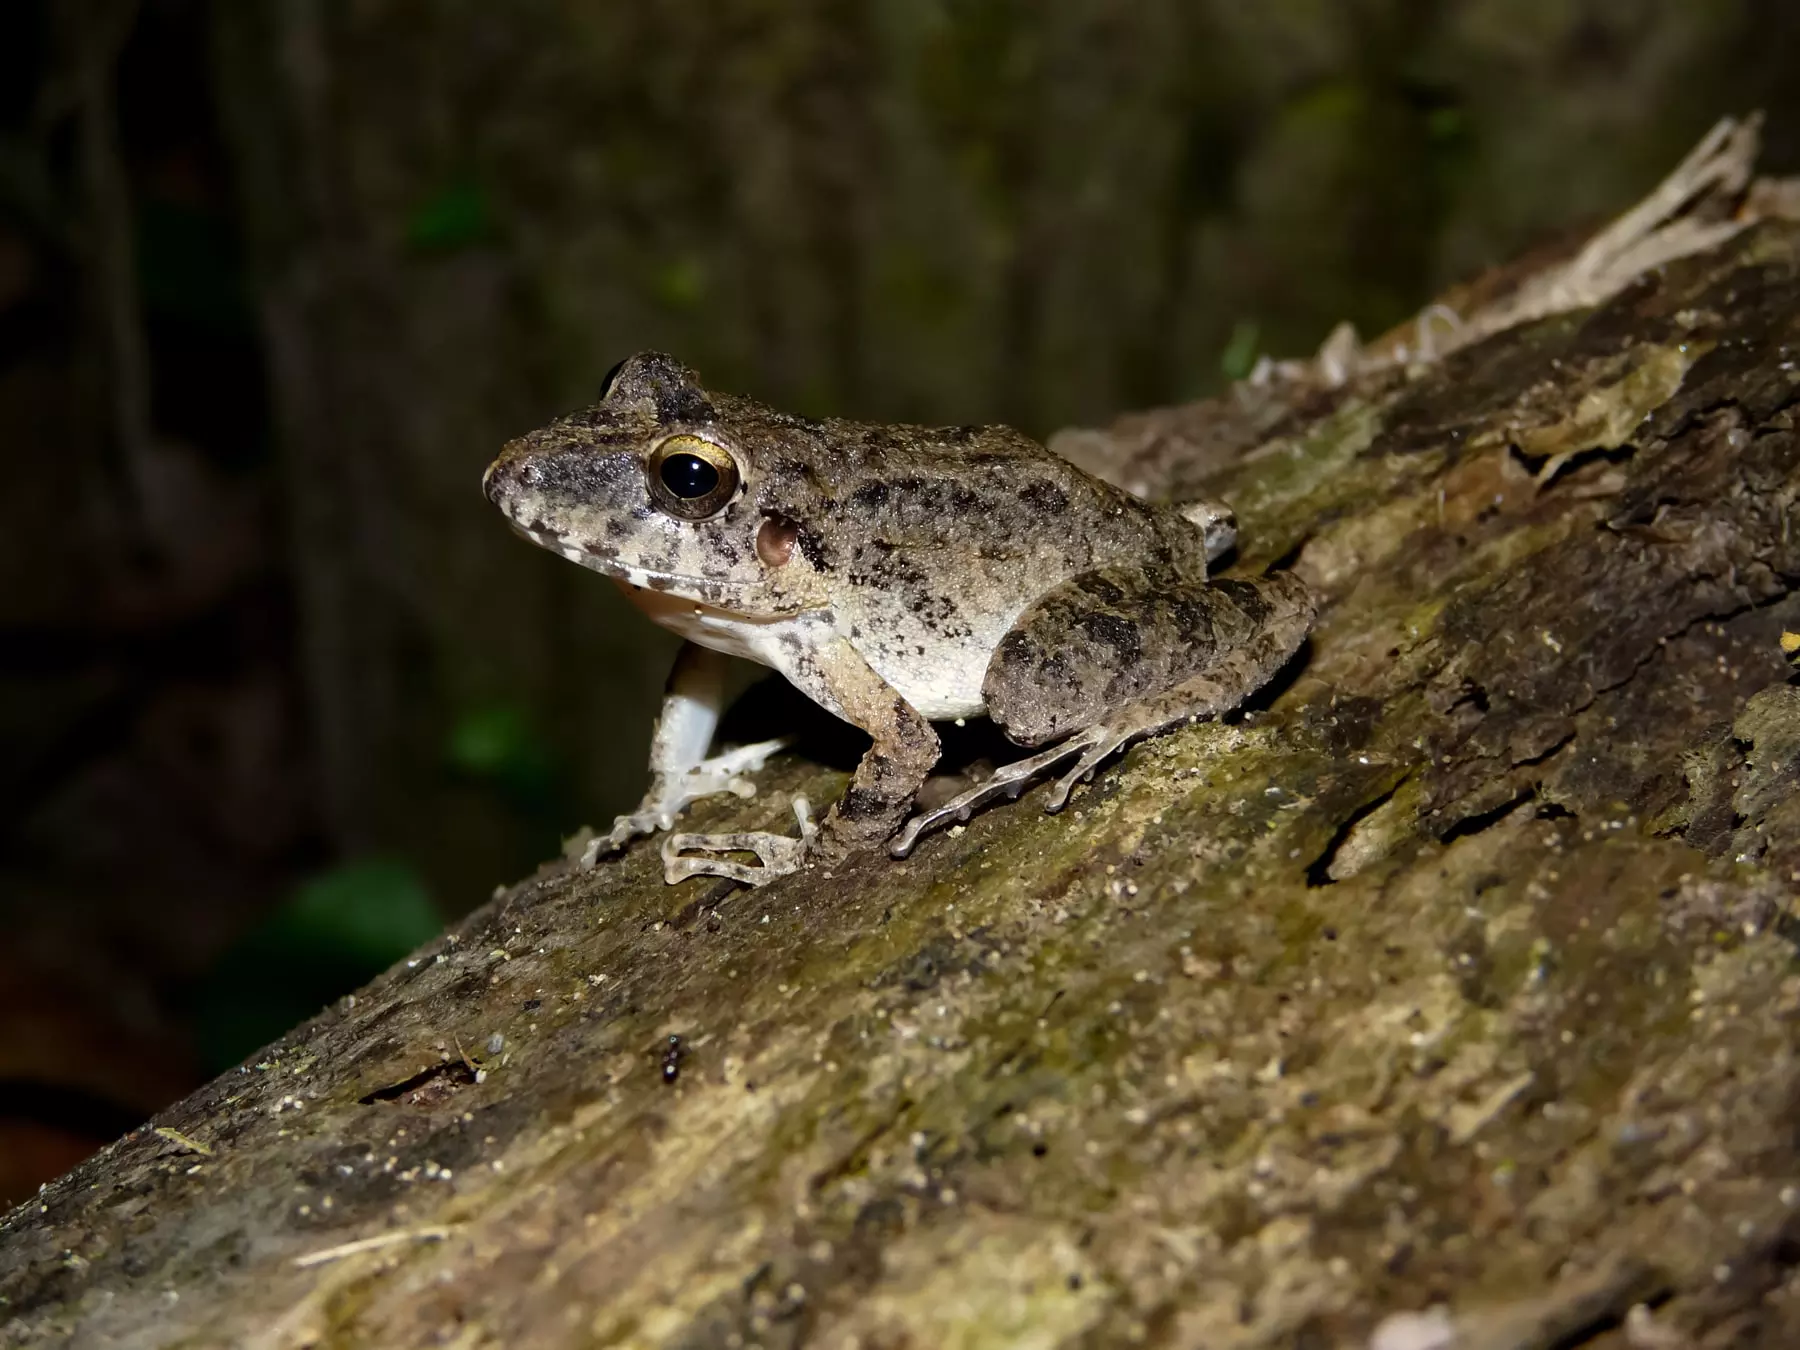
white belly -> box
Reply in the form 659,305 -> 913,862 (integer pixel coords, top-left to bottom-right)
620,582 -> 990,724
857,641 -> 989,721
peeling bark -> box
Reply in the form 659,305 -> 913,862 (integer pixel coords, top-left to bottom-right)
7,206 -> 1800,1350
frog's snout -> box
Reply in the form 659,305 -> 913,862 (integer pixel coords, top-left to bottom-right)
482,449 -> 542,507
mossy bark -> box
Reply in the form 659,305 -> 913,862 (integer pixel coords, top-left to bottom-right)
6,225 -> 1800,1350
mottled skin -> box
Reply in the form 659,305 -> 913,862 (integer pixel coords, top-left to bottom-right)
483,353 -> 1314,885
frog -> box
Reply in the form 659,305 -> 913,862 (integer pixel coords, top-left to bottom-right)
482,352 -> 1314,887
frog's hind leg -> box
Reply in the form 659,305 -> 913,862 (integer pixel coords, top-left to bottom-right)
890,567 -> 1313,858
888,731 -> 1105,857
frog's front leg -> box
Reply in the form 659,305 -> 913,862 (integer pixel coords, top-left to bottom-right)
572,641 -> 789,868
891,567 -> 1314,857
663,635 -> 940,886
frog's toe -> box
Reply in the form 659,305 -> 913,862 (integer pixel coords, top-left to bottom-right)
681,737 -> 792,801
566,810 -> 663,867
660,836 -> 801,886
660,797 -> 817,887
568,738 -> 794,870
1043,726 -> 1133,811
570,813 -> 655,867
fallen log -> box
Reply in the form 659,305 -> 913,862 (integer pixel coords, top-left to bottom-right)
5,122 -> 1800,1350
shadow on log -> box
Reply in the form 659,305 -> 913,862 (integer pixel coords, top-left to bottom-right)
6,132 -> 1800,1350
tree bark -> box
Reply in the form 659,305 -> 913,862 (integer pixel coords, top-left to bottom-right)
7,196 -> 1800,1350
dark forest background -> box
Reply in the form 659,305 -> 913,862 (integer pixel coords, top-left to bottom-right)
3,0 -> 1798,1207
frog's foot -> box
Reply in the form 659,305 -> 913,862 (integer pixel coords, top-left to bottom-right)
890,721 -> 1132,859
661,796 -> 819,887
569,738 -> 790,868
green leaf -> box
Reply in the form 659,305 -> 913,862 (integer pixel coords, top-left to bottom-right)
1220,319 -> 1262,381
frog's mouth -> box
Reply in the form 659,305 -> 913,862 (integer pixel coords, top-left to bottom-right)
495,495 -> 681,586
618,578 -> 808,637
507,520 -> 609,571
507,520 -> 801,615
507,520 -> 688,592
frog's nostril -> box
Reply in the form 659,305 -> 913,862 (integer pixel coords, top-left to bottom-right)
483,457 -> 546,504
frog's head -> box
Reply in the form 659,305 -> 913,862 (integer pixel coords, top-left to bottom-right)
484,353 -> 827,615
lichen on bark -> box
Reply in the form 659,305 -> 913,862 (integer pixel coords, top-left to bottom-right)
6,215 -> 1800,1350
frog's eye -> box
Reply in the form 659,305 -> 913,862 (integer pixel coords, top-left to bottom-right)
645,434 -> 740,520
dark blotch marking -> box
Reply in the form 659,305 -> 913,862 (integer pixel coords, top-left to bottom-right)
1077,611 -> 1142,666
1018,480 -> 1070,515
656,384 -> 714,426
1076,573 -> 1125,605
794,524 -> 830,570
837,786 -> 893,821
914,593 -> 959,628
1169,593 -> 1218,647
706,532 -> 742,567
997,630 -> 1036,665
1212,577 -> 1274,624
850,481 -> 892,511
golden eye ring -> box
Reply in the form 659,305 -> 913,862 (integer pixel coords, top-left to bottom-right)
645,434 -> 740,521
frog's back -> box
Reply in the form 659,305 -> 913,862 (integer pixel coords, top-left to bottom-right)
792,416 -> 1205,573
746,413 -> 1209,720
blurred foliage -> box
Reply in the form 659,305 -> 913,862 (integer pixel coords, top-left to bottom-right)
190,860 -> 442,1073
447,702 -> 562,816
406,176 -> 493,254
